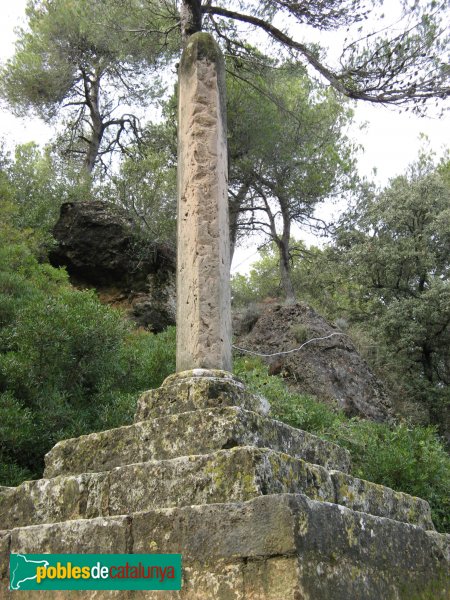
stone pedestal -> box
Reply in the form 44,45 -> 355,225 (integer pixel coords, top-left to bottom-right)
1,373 -> 448,598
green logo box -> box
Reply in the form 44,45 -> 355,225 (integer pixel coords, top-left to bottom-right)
10,553 -> 182,591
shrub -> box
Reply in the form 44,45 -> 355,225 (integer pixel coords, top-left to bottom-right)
234,356 -> 344,434
327,419 -> 450,533
290,323 -> 309,344
0,231 -> 176,484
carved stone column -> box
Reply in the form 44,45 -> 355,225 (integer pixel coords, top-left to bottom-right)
176,32 -> 232,372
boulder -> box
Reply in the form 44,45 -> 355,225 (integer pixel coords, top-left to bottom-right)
234,302 -> 393,422
49,201 -> 176,332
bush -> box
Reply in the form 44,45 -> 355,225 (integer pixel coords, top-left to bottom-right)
327,420 -> 450,533
0,230 -> 176,484
290,323 -> 309,344
235,356 -> 344,434
234,356 -> 450,533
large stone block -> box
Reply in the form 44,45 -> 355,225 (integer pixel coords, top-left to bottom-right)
132,494 -> 449,598
0,531 -> 10,598
107,447 -> 335,520
135,370 -> 270,420
0,472 -> 109,530
1,448 -> 433,531
131,492 -> 299,559
330,470 -> 434,530
0,447 -> 334,529
44,406 -> 350,478
1,494 -> 448,600
10,515 -> 132,555
1,517 -> 132,600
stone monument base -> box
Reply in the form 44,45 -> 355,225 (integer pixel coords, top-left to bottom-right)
1,372 -> 448,598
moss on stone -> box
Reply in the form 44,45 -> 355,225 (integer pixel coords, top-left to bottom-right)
180,32 -> 224,75
399,567 -> 450,599
345,521 -> 358,548
204,448 -> 258,500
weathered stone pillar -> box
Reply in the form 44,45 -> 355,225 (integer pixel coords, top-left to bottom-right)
176,32 -> 232,372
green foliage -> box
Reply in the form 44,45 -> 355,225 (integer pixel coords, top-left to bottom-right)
229,64 -> 355,207
79,326 -> 176,432
3,0 -> 173,113
234,155 -> 450,429
0,228 -> 175,484
234,357 -> 450,533
290,324 -> 309,344
231,244 -> 281,305
235,356 -> 345,434
227,61 -> 356,300
106,120 -> 177,245
120,326 -> 176,395
1,0 -> 176,172
0,141 -> 90,254
335,157 -> 450,424
232,241 -> 359,319
327,419 -> 450,533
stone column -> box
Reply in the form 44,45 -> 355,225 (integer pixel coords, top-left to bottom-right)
176,32 -> 232,372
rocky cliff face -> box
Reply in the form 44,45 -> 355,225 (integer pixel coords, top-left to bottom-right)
49,201 -> 176,332
234,302 -> 393,422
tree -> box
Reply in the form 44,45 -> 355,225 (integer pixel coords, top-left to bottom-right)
106,120 -> 177,246
178,1 -> 449,110
4,1 -> 448,187
1,0 -> 177,176
227,62 -> 355,302
3,0 -> 449,171
0,141 -> 93,254
231,241 -> 359,320
177,0 -> 448,303
335,156 -> 450,426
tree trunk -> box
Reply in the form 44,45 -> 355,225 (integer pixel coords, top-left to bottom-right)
83,74 -> 104,175
84,124 -> 102,174
278,198 -> 296,304
258,187 -> 296,304
421,343 -> 434,384
180,0 -> 203,41
277,238 -> 296,305
229,182 -> 250,262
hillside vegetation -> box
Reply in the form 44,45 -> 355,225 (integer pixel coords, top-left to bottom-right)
233,156 -> 450,435
0,212 -> 175,484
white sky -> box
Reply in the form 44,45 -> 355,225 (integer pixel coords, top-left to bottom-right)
0,1 -> 449,274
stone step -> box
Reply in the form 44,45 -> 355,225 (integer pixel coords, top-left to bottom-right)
0,447 -> 433,531
1,494 -> 448,599
134,370 -> 271,421
44,406 -> 350,478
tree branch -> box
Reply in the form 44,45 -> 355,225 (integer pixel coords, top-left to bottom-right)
204,4 -> 450,104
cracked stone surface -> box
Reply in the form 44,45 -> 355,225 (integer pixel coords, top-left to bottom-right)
1,447 -> 434,531
135,373 -> 270,420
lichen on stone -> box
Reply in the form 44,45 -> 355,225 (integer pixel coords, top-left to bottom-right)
180,32 -> 224,76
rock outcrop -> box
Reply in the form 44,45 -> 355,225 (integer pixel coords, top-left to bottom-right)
49,201 -> 176,332
234,302 -> 393,422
